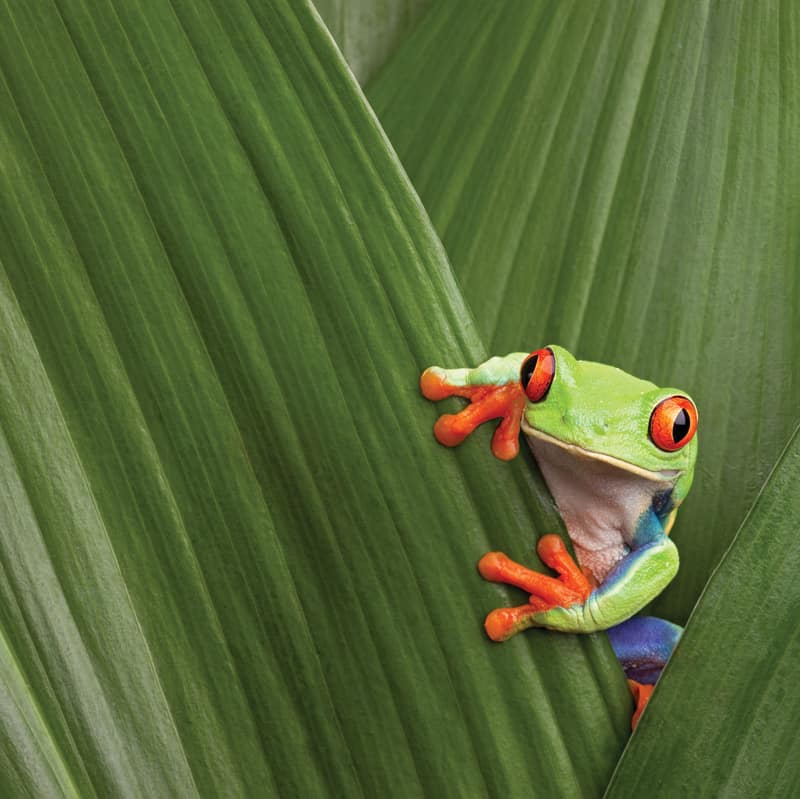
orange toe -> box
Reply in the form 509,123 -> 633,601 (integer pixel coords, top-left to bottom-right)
433,414 -> 469,447
419,368 -> 452,400
484,602 -> 549,641
537,534 -> 567,561
536,534 -> 592,598
477,552 -> 508,582
628,679 -> 655,730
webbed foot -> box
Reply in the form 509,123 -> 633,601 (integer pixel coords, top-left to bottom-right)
420,358 -> 527,460
478,535 -> 592,641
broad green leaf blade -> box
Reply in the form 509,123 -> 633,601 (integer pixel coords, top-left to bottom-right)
604,424 -> 800,797
370,0 -> 800,623
313,0 -> 432,85
0,1 -> 628,795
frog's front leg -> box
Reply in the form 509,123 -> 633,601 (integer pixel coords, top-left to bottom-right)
480,535 -> 678,637
420,353 -> 529,460
533,535 -> 680,634
478,535 -> 593,640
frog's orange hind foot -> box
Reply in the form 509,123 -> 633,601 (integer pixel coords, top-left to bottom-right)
627,679 -> 655,730
420,368 -> 526,461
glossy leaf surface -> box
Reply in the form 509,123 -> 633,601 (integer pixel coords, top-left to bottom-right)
371,0 -> 800,623
0,1 -> 628,795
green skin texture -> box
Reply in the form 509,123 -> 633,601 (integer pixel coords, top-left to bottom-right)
451,345 -> 698,633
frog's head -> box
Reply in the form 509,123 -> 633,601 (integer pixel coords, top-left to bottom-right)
520,345 -> 698,505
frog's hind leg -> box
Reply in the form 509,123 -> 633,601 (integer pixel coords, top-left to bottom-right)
607,616 -> 682,729
607,615 -> 682,684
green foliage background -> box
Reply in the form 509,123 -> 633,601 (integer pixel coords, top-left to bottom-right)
369,0 -> 800,625
0,1 -> 798,796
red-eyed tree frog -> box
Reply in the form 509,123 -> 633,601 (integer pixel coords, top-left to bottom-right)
420,346 -> 698,729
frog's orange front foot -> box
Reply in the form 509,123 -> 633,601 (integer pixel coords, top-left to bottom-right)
478,535 -> 592,641
482,601 -> 552,642
420,367 -> 526,461
627,680 -> 655,730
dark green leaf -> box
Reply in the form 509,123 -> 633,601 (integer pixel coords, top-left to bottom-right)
0,1 -> 628,795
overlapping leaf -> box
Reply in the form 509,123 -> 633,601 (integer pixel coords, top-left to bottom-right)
605,424 -> 800,797
370,0 -> 800,624
0,1 -> 629,795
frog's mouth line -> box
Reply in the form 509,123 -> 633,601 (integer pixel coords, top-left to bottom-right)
520,421 -> 681,483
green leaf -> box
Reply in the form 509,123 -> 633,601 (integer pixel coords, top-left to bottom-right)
0,0 -> 628,795
604,424 -> 800,797
370,0 -> 800,623
313,0 -> 432,85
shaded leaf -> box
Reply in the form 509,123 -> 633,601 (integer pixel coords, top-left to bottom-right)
604,424 -> 800,797
313,0 -> 432,85
0,0 -> 628,795
370,0 -> 800,623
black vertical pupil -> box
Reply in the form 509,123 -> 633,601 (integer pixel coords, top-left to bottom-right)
521,354 -> 539,388
672,409 -> 690,443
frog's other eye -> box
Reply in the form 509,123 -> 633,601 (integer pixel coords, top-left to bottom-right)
649,396 -> 698,451
520,348 -> 556,402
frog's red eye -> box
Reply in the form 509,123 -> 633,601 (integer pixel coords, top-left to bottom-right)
649,396 -> 698,452
520,348 -> 556,402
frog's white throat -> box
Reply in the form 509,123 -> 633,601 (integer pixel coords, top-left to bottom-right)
521,424 -> 679,584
